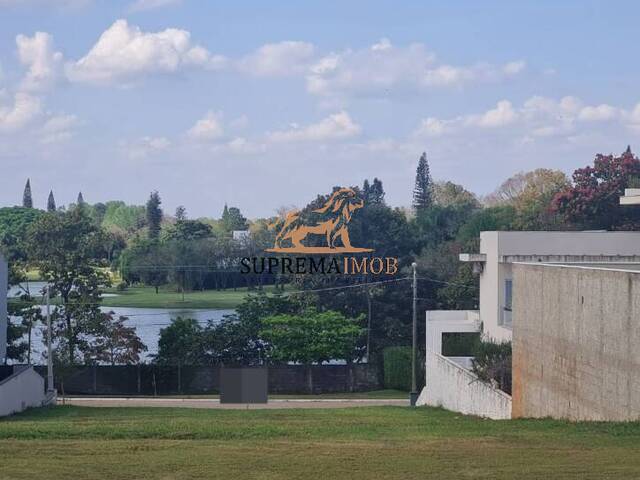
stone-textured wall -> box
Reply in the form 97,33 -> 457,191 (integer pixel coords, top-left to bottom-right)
34,364 -> 382,395
417,349 -> 512,419
512,264 -> 640,420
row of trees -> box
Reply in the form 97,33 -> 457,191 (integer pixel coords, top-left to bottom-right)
4,146 -> 640,368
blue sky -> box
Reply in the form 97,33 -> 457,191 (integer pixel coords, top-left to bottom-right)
1,0 -> 639,218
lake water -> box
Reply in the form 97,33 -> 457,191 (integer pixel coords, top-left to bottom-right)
8,283 -> 235,363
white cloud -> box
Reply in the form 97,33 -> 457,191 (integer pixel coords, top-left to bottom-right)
0,0 -> 90,8
306,39 -> 525,97
473,100 -> 517,128
224,137 -> 265,155
229,115 -> 249,130
40,113 -> 78,143
414,96 -> 626,141
126,0 -> 181,13
187,111 -> 224,141
578,104 -> 619,122
238,41 -> 315,77
0,92 -> 41,132
414,117 -> 452,137
267,111 -> 361,143
503,60 -> 526,75
125,135 -> 171,159
66,19 -> 226,85
16,31 -> 63,91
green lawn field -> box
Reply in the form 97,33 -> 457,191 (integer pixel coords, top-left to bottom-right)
1,406 -> 640,479
100,285 -> 268,309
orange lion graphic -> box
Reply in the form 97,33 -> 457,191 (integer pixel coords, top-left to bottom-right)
266,187 -> 373,253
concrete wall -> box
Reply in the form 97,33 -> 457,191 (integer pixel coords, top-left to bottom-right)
479,231 -> 640,342
0,366 -> 46,417
417,349 -> 512,419
512,263 -> 640,420
0,252 -> 7,363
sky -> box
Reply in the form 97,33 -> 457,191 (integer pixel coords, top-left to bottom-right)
1,0 -> 639,218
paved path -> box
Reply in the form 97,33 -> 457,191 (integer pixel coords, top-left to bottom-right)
58,397 -> 408,409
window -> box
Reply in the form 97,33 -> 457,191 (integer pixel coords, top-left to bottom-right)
504,279 -> 513,311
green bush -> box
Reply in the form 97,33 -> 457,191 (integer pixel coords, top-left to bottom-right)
471,340 -> 512,394
383,347 -> 414,391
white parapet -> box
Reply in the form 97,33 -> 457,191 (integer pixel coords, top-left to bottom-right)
0,366 -> 48,417
417,349 -> 512,420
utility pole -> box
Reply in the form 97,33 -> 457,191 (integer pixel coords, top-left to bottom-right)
45,287 -> 54,393
366,285 -> 372,363
410,262 -> 418,406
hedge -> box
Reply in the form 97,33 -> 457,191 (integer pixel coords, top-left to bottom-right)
383,346 -> 413,391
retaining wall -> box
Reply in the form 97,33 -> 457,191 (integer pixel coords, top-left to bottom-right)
512,264 -> 640,421
417,349 -> 512,419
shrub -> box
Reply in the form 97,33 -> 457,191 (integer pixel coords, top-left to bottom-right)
471,340 -> 512,394
383,347 -> 412,391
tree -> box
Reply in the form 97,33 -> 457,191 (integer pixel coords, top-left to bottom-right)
201,292 -> 298,365
221,205 -> 248,231
457,205 -> 517,246
261,309 -> 363,392
27,208 -> 111,364
432,181 -> 480,210
413,152 -> 432,211
102,201 -> 146,233
77,192 -> 85,206
553,148 -> 640,230
364,177 -> 385,205
162,220 -> 212,242
484,169 -> 570,229
47,190 -> 56,212
175,205 -> 187,221
156,317 -> 204,365
89,313 -> 147,365
146,191 -> 163,240
92,202 -> 107,226
22,179 -> 33,209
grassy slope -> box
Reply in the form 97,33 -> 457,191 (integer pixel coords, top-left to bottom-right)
1,406 -> 640,479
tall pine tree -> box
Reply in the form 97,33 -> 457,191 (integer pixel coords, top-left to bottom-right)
370,177 -> 385,204
22,179 -> 33,208
47,190 -> 56,212
413,152 -> 432,211
175,205 -> 187,221
146,191 -> 163,240
77,192 -> 85,206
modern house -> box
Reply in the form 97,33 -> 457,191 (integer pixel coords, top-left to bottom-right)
0,252 -> 52,416
418,230 -> 640,418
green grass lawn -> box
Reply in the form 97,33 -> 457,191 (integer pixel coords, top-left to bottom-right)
1,406 -> 640,479
100,285 -> 257,309
10,283 -> 287,309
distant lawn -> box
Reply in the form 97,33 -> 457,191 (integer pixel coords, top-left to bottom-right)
100,285 -> 286,309
9,285 -> 287,310
1,406 -> 640,479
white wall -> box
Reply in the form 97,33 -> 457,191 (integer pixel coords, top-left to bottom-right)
0,252 -> 7,363
0,367 -> 46,417
417,349 -> 511,419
